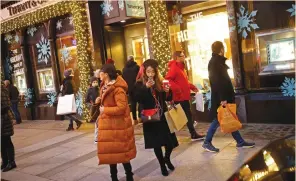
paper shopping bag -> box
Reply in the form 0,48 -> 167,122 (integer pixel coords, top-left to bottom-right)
165,112 -> 176,133
217,104 -> 242,133
167,104 -> 188,131
56,94 -> 77,115
195,92 -> 204,112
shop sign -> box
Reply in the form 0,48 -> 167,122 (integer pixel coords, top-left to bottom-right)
10,50 -> 24,75
177,12 -> 203,43
125,1 -> 145,18
0,0 -> 57,22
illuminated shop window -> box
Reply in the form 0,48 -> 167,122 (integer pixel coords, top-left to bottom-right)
36,68 -> 55,93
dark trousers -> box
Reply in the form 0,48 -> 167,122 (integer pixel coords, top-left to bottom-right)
130,95 -> 141,120
11,102 -> 22,123
205,119 -> 244,144
1,136 -> 15,165
66,114 -> 81,128
110,162 -> 133,178
154,146 -> 173,166
175,100 -> 196,135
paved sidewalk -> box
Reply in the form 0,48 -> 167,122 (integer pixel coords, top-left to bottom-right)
1,120 -> 294,181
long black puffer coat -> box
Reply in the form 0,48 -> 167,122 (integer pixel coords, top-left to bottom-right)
1,84 -> 14,136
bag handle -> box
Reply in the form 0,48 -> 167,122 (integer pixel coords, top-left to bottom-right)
150,88 -> 163,116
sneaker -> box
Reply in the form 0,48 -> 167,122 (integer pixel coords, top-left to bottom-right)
236,141 -> 255,149
191,132 -> 205,141
202,142 -> 220,153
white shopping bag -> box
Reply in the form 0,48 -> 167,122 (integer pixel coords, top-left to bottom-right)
195,92 -> 204,112
56,94 -> 77,115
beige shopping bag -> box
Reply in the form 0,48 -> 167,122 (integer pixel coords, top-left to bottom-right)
166,104 -> 188,131
165,112 -> 176,133
56,94 -> 77,115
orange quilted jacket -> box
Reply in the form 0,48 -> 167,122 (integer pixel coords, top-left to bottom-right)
97,76 -> 137,165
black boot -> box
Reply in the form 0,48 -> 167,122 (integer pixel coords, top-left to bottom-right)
2,161 -> 16,172
126,173 -> 134,181
160,164 -> 169,176
164,157 -> 175,171
123,162 -> 134,181
76,121 -> 82,129
66,126 -> 74,131
111,175 -> 119,181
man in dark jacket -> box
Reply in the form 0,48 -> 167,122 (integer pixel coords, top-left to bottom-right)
122,55 -> 141,124
202,41 -> 255,152
61,68 -> 82,131
1,83 -> 17,172
165,51 -> 204,141
4,80 -> 22,124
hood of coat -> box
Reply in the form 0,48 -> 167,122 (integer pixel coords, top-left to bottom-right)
101,76 -> 128,98
168,60 -> 185,70
125,60 -> 137,68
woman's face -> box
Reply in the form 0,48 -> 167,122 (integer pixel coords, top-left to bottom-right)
145,66 -> 156,79
99,72 -> 108,81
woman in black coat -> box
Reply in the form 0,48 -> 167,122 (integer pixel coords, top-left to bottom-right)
1,84 -> 17,172
61,68 -> 82,131
134,59 -> 179,176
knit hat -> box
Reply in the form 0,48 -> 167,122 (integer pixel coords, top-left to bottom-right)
106,58 -> 115,64
90,76 -> 98,83
64,68 -> 74,77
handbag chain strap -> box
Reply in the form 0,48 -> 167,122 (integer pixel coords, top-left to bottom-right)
150,88 -> 163,116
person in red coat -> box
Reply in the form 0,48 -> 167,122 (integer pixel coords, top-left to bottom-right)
165,51 -> 205,141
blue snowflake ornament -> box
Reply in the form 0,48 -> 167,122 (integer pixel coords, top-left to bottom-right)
61,44 -> 72,65
75,89 -> 83,116
101,0 -> 114,16
4,56 -> 13,79
47,92 -> 57,107
36,34 -> 51,64
24,88 -> 34,108
27,26 -> 37,37
56,20 -> 63,30
287,4 -> 295,17
237,5 -> 259,39
4,34 -> 13,43
14,35 -> 20,43
118,0 -> 124,10
280,77 -> 295,97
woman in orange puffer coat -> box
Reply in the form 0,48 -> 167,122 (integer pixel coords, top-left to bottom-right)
96,64 -> 136,181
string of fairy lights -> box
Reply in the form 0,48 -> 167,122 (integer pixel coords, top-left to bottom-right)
147,0 -> 172,76
1,1 -> 91,122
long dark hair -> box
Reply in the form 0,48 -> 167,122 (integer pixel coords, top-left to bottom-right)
100,64 -> 118,80
137,59 -> 163,91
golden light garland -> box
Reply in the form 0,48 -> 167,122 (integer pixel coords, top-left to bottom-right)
147,0 -> 171,76
1,1 -> 91,122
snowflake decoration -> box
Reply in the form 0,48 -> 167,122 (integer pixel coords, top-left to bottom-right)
24,88 -> 34,108
68,16 -> 74,25
101,0 -> 114,17
56,20 -> 63,30
27,26 -> 37,37
280,77 -> 295,97
36,34 -> 51,64
4,34 -> 13,43
237,5 -> 259,39
173,13 -> 183,25
118,0 -> 124,10
47,92 -> 57,107
61,44 -> 72,65
14,35 -> 19,43
287,4 -> 295,17
4,56 -> 13,79
75,89 -> 83,116
192,83 -> 212,110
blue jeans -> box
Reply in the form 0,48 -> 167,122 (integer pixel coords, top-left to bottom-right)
11,102 -> 21,123
205,119 -> 244,144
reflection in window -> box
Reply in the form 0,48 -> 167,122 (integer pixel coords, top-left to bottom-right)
13,73 -> 27,94
37,68 -> 54,93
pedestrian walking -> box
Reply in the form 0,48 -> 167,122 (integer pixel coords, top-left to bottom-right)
134,59 -> 179,176
4,80 -> 22,124
85,76 -> 100,122
96,64 -> 136,181
202,41 -> 255,152
122,55 -> 141,125
61,68 -> 83,131
1,83 -> 17,172
165,51 -> 205,141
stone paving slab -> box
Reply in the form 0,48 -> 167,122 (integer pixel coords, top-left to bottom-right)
1,120 -> 294,181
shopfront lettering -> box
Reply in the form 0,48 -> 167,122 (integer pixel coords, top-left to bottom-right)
189,12 -> 203,21
127,4 -> 144,10
177,12 -> 203,43
7,1 -> 45,16
10,54 -> 23,63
